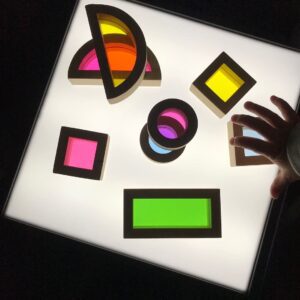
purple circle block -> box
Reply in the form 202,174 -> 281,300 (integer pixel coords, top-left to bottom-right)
158,125 -> 178,139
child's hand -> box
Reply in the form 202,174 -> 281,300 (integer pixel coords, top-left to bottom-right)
230,95 -> 300,199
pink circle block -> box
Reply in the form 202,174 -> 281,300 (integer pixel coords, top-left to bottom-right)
159,108 -> 188,130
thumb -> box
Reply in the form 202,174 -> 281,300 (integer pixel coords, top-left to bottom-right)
270,170 -> 289,199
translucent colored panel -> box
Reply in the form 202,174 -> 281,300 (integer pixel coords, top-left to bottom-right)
205,64 -> 245,102
64,137 -> 98,170
145,62 -> 151,72
158,125 -> 178,139
148,137 -> 171,154
133,198 -> 212,228
106,44 -> 136,71
78,46 -> 154,75
112,78 -> 126,86
242,128 -> 264,157
99,19 -> 127,35
160,108 -> 188,130
157,108 -> 188,140
79,49 -> 99,70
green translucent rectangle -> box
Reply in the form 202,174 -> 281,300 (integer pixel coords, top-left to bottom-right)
133,198 -> 212,229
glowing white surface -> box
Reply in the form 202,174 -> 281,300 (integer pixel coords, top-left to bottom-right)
5,0 -> 300,292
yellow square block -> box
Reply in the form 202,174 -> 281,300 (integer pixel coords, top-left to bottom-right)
205,64 -> 245,102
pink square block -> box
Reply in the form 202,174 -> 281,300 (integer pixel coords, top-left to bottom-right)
64,137 -> 98,170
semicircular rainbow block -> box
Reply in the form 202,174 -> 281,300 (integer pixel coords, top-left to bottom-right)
78,4 -> 150,101
68,37 -> 161,86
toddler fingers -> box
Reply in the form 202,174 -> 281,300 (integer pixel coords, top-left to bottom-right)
271,95 -> 298,124
230,114 -> 276,142
244,101 -> 285,128
231,136 -> 277,159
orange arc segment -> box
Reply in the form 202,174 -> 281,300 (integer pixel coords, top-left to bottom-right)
105,43 -> 137,71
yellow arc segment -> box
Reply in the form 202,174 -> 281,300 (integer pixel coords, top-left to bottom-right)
99,19 -> 127,35
113,78 -> 126,86
205,64 -> 245,102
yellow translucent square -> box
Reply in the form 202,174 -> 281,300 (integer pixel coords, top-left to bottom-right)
205,64 -> 245,102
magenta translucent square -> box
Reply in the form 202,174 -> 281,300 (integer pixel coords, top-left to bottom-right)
53,127 -> 108,180
64,137 -> 98,170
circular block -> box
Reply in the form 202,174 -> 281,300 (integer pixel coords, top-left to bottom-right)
147,99 -> 198,149
140,124 -> 185,163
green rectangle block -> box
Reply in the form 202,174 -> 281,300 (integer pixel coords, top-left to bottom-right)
133,198 -> 212,229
